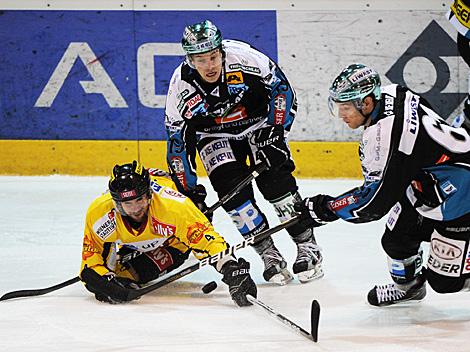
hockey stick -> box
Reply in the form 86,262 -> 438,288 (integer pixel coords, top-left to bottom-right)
0,277 -> 80,301
126,216 -> 300,300
248,296 -> 321,343
0,163 -> 268,302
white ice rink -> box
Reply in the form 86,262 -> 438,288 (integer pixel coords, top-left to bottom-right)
1,176 -> 469,352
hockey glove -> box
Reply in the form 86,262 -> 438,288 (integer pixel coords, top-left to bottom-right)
253,125 -> 290,170
221,258 -> 257,307
410,170 -> 444,208
81,268 -> 141,304
293,195 -> 339,228
185,184 -> 213,221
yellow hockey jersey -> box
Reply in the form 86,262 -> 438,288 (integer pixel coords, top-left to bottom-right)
80,169 -> 228,278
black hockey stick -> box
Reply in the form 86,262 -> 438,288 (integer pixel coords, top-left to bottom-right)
126,216 -> 300,300
0,163 -> 268,302
0,277 -> 80,301
248,296 -> 321,342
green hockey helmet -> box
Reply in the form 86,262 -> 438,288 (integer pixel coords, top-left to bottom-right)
182,20 -> 222,55
328,64 -> 381,116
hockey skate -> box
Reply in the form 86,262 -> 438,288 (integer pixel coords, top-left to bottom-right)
367,273 -> 426,307
292,240 -> 324,283
260,245 -> 293,285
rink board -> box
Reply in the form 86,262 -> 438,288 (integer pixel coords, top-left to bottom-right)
0,0 -> 464,176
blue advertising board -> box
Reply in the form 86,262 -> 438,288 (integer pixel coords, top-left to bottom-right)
0,10 -> 277,140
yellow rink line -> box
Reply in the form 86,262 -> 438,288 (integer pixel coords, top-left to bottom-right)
0,140 -> 362,178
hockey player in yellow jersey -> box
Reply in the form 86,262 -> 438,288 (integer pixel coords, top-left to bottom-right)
80,160 -> 257,306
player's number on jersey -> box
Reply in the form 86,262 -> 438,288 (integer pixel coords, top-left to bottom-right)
205,234 -> 215,242
421,105 -> 470,153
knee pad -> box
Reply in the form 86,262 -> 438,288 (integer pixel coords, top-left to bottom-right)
428,230 -> 468,277
227,200 -> 269,250
227,200 -> 273,253
270,191 -> 310,238
270,191 -> 302,222
387,248 -> 424,284
227,200 -> 268,236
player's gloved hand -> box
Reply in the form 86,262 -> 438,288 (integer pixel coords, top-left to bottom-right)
221,258 -> 257,307
81,268 -> 141,304
293,195 -> 339,228
410,170 -> 444,208
186,184 -> 213,221
253,125 -> 290,170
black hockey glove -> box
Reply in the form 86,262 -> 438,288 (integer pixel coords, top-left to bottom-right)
253,125 -> 290,170
410,170 -> 444,208
221,258 -> 257,307
186,184 -> 213,221
81,268 -> 141,304
293,195 -> 339,228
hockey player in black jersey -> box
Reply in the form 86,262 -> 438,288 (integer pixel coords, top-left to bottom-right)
294,64 -> 470,306
164,20 -> 323,285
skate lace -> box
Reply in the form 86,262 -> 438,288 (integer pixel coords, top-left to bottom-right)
261,246 -> 283,269
376,283 -> 406,303
297,241 -> 322,263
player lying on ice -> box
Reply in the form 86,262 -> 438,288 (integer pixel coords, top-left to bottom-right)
294,64 -> 470,307
79,160 -> 256,305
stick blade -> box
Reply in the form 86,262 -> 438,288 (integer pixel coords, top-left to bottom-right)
311,300 -> 320,342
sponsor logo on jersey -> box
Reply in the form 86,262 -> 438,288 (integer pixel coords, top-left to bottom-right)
93,210 -> 117,240
186,222 -> 210,244
441,181 -> 457,195
82,234 -> 100,260
274,93 -> 286,125
150,180 -> 162,193
386,202 -> 402,230
215,105 -> 247,124
148,168 -> 168,177
226,71 -> 244,84
151,216 -> 176,237
186,94 -> 202,110
228,63 -> 261,74
406,96 -> 419,135
161,188 -> 186,202
329,195 -> 357,211
399,92 -> 420,155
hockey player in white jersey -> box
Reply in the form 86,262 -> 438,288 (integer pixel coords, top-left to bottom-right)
164,20 -> 323,284
294,64 -> 470,306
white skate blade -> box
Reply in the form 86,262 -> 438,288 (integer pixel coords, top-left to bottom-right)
268,269 -> 294,286
297,266 -> 324,283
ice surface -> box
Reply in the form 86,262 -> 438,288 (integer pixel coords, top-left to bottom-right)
0,176 -> 469,352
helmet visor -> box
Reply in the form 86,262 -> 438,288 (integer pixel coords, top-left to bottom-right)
328,98 -> 359,118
